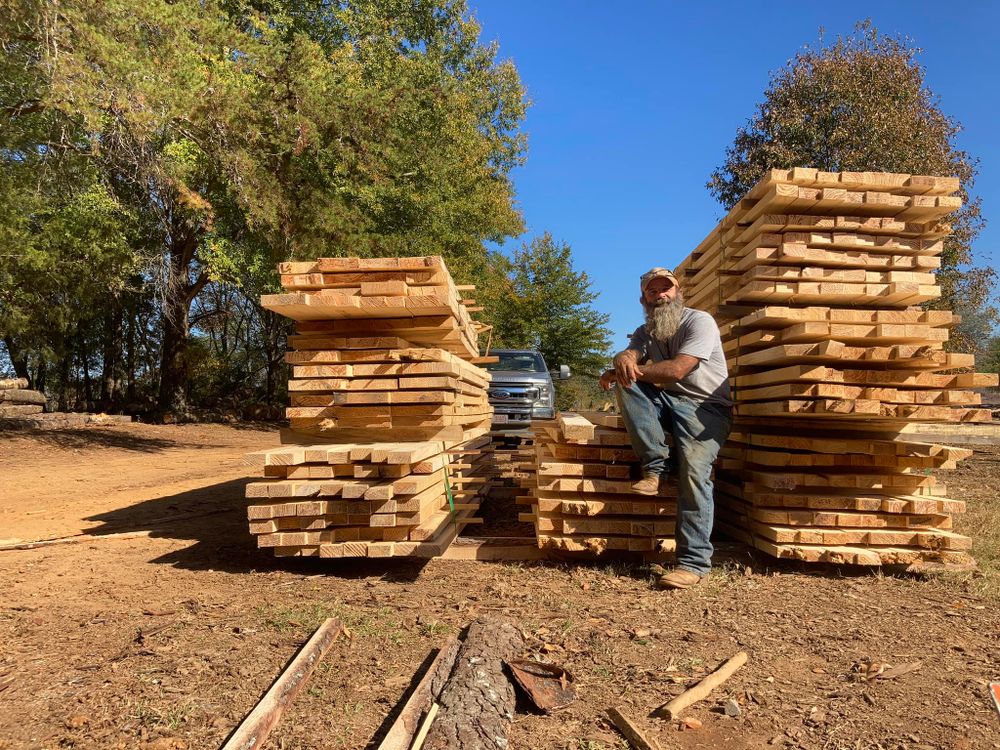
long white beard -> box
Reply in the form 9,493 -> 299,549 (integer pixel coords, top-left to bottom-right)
645,295 -> 685,343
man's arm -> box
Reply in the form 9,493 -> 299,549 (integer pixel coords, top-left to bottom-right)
633,354 -> 699,384
600,351 -> 699,390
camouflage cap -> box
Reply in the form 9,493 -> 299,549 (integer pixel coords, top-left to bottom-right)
640,267 -> 678,292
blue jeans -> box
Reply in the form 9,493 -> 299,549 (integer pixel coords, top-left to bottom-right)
617,382 -> 732,575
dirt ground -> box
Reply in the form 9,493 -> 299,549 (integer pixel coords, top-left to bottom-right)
1,422 -> 998,750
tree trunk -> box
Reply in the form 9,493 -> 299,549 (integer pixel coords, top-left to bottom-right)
80,334 -> 94,410
125,311 -> 136,403
100,304 -> 123,408
34,356 -> 47,395
156,234 -> 208,416
57,347 -> 71,412
157,290 -> 191,415
423,617 -> 524,750
3,336 -> 31,384
263,312 -> 288,407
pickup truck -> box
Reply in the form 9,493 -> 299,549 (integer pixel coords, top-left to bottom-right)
483,349 -> 570,433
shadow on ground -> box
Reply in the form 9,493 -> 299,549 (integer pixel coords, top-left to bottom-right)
82,477 -> 432,582
78,478 -> 922,586
3,426 -> 181,452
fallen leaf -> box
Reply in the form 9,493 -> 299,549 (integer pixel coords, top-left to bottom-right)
65,714 -> 90,729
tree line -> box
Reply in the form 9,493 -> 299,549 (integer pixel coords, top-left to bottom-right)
1,9 -> 994,418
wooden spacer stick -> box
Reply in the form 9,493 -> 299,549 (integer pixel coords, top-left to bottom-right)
375,637 -> 460,750
220,618 -> 343,750
607,706 -> 662,750
409,702 -> 439,750
653,650 -> 748,720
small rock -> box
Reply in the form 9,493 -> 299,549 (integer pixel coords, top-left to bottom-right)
681,717 -> 703,730
724,698 -> 741,717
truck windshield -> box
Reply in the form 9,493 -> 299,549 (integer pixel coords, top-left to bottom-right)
483,352 -> 546,372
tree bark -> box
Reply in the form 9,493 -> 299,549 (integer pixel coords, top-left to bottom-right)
156,232 -> 209,416
3,336 -> 31,384
57,346 -> 71,412
79,332 -> 94,409
423,616 -> 524,750
100,303 -> 123,408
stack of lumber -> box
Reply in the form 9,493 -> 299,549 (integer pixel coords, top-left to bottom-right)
245,255 -> 495,558
243,436 -> 492,558
519,411 -> 679,554
0,378 -> 46,418
261,256 -> 491,442
674,168 -> 998,566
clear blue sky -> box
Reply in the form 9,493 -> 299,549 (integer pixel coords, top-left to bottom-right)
470,0 -> 1000,353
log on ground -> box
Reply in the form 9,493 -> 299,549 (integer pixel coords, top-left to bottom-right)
423,616 -> 524,750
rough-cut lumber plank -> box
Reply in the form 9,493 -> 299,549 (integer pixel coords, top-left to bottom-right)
220,618 -> 343,750
374,639 -> 461,750
557,412 -> 597,442
607,707 -> 662,750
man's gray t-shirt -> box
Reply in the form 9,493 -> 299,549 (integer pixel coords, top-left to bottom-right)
628,308 -> 732,407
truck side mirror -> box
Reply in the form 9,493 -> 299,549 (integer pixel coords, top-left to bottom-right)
554,364 -> 571,380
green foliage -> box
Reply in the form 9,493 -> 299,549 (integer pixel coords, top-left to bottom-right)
979,336 -> 1000,375
1,0 -> 528,412
707,20 -> 995,352
477,233 -> 612,410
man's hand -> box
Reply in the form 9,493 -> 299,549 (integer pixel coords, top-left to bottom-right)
612,350 -> 642,389
599,369 -> 617,391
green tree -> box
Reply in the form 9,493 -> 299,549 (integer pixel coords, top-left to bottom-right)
478,233 -> 612,409
0,6 -> 141,404
707,21 -> 994,352
980,336 -> 1000,375
2,0 -> 527,415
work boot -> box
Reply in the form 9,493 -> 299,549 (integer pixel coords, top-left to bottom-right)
630,474 -> 662,496
656,568 -> 705,590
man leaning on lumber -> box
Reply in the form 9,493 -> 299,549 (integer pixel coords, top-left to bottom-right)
599,267 -> 732,590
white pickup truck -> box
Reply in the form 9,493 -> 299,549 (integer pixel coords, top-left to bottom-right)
483,349 -> 570,433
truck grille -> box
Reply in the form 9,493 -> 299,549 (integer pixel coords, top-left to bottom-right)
488,385 -> 539,405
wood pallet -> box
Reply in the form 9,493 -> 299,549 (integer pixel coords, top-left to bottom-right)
673,168 -> 997,566
518,412 -> 679,555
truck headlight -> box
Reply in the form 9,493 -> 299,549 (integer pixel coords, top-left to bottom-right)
537,385 -> 550,401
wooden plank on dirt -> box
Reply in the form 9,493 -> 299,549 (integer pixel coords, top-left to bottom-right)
220,618 -> 343,750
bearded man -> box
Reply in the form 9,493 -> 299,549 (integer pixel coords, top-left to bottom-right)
599,267 -> 732,589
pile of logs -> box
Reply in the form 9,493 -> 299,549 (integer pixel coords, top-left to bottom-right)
244,256 -> 495,558
674,168 -> 997,565
0,378 -> 46,418
520,411 -> 679,554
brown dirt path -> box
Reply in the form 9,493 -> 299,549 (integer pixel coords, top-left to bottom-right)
0,423 -> 998,750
